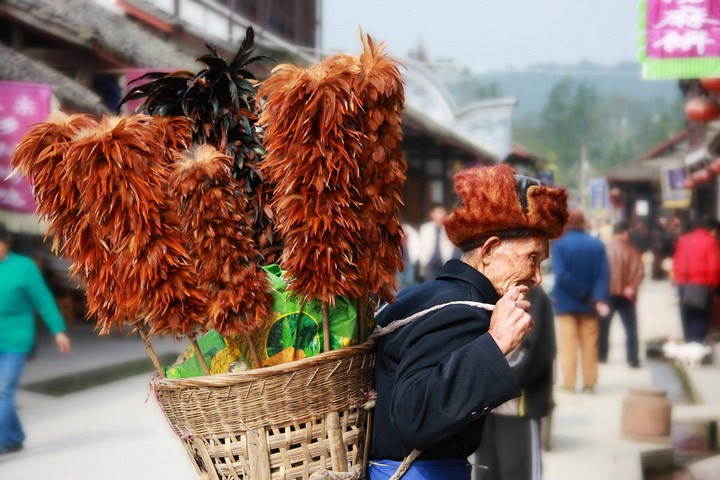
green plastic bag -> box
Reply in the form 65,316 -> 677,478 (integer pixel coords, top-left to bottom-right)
163,330 -> 226,378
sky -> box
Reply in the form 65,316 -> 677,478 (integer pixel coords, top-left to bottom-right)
322,0 -> 641,72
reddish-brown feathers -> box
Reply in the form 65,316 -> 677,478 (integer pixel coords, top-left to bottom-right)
259,33 -> 406,305
259,57 -> 366,304
63,115 -> 205,335
355,35 -> 406,303
168,144 -> 273,335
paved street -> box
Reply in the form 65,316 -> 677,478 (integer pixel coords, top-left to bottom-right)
0,276 -> 717,479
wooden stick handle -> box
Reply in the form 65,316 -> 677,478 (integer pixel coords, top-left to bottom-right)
191,337 -> 211,376
244,333 -> 262,369
362,409 -> 373,474
322,302 -> 331,353
358,297 -> 367,344
326,411 -> 348,472
138,327 -> 165,378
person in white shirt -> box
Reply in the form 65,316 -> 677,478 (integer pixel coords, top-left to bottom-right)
418,203 -> 457,282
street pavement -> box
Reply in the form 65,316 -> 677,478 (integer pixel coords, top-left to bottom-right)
0,276 -> 717,479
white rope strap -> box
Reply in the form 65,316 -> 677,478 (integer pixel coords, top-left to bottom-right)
369,300 -> 495,341
368,300 -> 495,479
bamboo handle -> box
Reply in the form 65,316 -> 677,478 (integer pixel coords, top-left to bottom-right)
191,337 -> 211,376
322,302 -> 330,353
326,411 -> 348,473
244,333 -> 262,369
138,327 -> 165,378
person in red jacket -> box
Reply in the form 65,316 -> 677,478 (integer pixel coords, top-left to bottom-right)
672,218 -> 720,343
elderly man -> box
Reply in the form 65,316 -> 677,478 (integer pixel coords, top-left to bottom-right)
369,165 -> 568,480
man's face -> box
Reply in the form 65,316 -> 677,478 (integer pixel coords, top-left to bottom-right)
430,206 -> 447,225
484,236 -> 550,296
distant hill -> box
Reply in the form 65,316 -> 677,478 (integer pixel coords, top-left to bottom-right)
438,61 -> 681,118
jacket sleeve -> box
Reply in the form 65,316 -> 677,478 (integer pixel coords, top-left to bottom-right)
709,237 -> 720,288
22,259 -> 66,335
629,249 -> 645,291
551,242 -> 590,301
592,246 -> 611,303
389,306 -> 520,450
511,289 -> 556,388
673,236 -> 685,283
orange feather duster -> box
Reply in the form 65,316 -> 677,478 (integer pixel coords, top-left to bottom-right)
168,144 -> 274,335
259,55 -> 367,304
61,115 -> 204,335
354,34 -> 407,303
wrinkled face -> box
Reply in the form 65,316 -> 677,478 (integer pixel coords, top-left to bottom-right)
484,236 -> 550,296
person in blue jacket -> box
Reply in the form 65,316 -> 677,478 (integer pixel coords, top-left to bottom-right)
369,165 -> 568,480
0,224 -> 71,454
550,209 -> 610,394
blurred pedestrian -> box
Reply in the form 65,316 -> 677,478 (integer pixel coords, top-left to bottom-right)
598,221 -> 645,368
471,286 -> 556,480
550,209 -> 610,394
650,217 -> 673,280
628,220 -> 649,253
398,220 -> 420,290
418,203 -> 456,282
672,218 -> 720,343
0,223 -> 71,454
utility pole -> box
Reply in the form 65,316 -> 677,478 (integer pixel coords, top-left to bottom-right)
580,142 -> 588,210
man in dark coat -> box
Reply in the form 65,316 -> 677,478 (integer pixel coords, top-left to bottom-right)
368,165 -> 568,480
471,286 -> 556,480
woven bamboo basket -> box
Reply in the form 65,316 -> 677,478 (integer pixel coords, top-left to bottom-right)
152,341 -> 376,480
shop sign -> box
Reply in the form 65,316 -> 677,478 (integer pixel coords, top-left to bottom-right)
0,81 -> 52,213
641,0 -> 720,79
661,165 -> 692,208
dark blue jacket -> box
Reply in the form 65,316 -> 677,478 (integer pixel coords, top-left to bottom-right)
550,229 -> 610,315
370,260 -> 520,461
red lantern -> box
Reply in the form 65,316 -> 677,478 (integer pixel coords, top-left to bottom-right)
685,97 -> 720,123
709,158 -> 720,174
692,168 -> 712,183
683,178 -> 695,189
700,78 -> 720,92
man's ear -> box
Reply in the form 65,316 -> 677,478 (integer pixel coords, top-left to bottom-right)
480,236 -> 501,266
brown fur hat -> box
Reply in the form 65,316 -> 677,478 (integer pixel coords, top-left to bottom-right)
444,164 -> 568,251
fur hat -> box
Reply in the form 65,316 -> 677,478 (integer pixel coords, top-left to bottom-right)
444,164 -> 568,251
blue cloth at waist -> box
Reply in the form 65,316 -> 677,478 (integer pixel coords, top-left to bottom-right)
368,458 -> 471,480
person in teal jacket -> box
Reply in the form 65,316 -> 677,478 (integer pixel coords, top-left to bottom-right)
0,223 -> 71,454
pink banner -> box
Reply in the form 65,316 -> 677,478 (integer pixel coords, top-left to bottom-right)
0,81 -> 52,213
647,0 -> 720,59
124,68 -> 174,114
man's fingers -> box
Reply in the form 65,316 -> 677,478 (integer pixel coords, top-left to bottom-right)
514,299 -> 531,312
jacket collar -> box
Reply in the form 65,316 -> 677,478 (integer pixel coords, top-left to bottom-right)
435,259 -> 501,303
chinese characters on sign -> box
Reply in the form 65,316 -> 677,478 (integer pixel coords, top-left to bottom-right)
0,81 -> 52,213
648,0 -> 720,58
642,0 -> 720,78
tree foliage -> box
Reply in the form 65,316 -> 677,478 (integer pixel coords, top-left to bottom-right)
514,77 -> 684,181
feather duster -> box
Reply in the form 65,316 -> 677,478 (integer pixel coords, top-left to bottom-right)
168,144 -> 274,335
259,55 -> 367,305
62,115 -> 205,335
118,27 -> 280,264
354,34 -> 407,303
10,111 -> 97,254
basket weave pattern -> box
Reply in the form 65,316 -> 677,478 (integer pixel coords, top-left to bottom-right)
153,343 -> 376,480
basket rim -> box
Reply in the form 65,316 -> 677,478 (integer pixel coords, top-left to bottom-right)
153,339 -> 376,389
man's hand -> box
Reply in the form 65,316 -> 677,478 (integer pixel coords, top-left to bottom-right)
488,285 -> 533,355
55,332 -> 71,355
622,286 -> 636,302
595,301 -> 610,317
